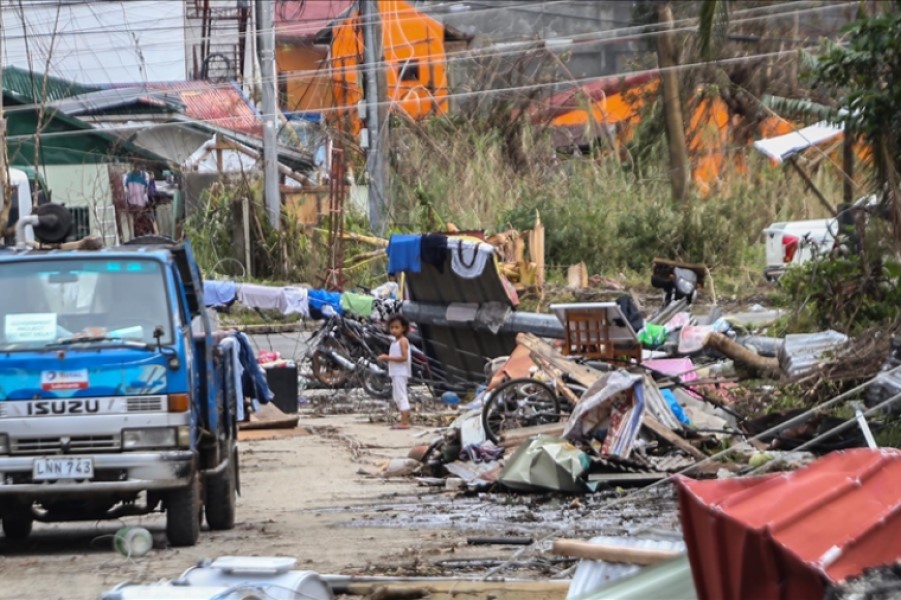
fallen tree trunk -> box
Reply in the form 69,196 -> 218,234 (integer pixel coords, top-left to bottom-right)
551,539 -> 683,565
704,332 -> 782,379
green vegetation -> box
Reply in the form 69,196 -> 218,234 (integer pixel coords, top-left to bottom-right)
388,112 -> 833,288
183,179 -> 322,284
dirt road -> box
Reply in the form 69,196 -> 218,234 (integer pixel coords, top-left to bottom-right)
0,409 -> 678,599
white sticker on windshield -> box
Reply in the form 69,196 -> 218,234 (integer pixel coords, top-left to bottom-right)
5,313 -> 58,343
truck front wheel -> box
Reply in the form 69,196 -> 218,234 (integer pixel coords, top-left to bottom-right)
2,512 -> 33,541
205,449 -> 237,531
166,473 -> 201,547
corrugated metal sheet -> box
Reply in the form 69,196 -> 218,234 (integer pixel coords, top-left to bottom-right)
48,87 -> 184,116
138,82 -> 262,136
2,65 -> 98,103
565,535 -> 688,600
406,259 -> 517,386
677,448 -> 901,600
575,555 -> 696,600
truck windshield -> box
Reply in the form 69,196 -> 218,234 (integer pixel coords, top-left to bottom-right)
0,258 -> 172,350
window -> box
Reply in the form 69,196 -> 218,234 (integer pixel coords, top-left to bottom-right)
399,60 -> 420,82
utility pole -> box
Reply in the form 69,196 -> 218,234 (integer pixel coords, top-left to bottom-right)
0,1 -> 10,219
255,0 -> 280,229
360,0 -> 388,236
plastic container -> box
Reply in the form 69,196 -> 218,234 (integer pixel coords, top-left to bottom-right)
113,526 -> 153,558
179,557 -> 332,600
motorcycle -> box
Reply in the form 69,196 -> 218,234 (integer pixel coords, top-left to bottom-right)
307,315 -> 463,399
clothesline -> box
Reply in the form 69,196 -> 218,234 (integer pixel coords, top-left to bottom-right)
202,280 -> 400,321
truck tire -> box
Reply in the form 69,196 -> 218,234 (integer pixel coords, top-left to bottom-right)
205,449 -> 237,531
2,513 -> 33,541
166,474 -> 201,547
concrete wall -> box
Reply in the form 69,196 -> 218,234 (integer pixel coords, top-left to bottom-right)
418,0 -> 646,85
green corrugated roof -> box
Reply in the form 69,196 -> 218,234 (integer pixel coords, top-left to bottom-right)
2,65 -> 100,103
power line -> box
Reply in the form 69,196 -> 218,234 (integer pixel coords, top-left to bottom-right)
5,44 -> 829,142
1,0 -> 853,60
1,1 -> 854,90
1,0 -> 572,41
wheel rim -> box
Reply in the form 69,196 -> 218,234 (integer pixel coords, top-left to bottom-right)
311,339 -> 350,386
483,379 -> 559,440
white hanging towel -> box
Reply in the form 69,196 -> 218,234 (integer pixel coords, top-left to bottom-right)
449,239 -> 493,279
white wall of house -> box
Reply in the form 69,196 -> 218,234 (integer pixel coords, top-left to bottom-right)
42,164 -> 120,245
2,1 -> 187,84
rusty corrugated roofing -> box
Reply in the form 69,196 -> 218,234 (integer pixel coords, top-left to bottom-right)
136,81 -> 261,136
677,448 -> 901,600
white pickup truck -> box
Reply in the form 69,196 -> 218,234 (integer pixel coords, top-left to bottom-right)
762,218 -> 836,281
762,196 -> 878,281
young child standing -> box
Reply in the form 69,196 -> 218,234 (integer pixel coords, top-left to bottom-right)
378,315 -> 412,429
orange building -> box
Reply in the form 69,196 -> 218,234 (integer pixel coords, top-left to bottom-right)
535,73 -> 798,195
275,0 -> 353,114
275,0 -> 468,128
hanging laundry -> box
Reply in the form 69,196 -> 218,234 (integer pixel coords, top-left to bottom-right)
233,332 -> 275,404
449,238 -> 493,279
387,234 -> 422,275
203,280 -> 237,307
340,292 -> 375,319
124,170 -> 149,208
308,289 -> 343,319
282,287 -> 310,317
218,337 -> 246,421
237,283 -> 284,312
420,233 -> 448,272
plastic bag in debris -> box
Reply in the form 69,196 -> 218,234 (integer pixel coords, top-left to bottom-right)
498,435 -> 590,493
661,389 -> 690,426
638,323 -> 668,349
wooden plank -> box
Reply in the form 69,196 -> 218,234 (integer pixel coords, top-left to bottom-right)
530,354 -> 581,407
642,414 -> 707,461
551,539 -> 682,565
516,333 -> 602,389
587,472 -> 668,483
346,580 -> 569,599
498,422 -> 566,448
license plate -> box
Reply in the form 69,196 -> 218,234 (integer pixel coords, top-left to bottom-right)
32,457 -> 94,481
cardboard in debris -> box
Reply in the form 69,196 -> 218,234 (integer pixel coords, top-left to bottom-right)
498,435 -> 590,493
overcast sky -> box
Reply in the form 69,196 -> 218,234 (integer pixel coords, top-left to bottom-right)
2,1 -> 188,84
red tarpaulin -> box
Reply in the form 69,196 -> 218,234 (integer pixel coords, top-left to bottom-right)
676,448 -> 901,600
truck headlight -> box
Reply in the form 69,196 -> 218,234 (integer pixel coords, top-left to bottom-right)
0,434 -> 8,454
122,428 -> 177,450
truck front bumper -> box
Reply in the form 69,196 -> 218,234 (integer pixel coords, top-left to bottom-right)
0,451 -> 195,495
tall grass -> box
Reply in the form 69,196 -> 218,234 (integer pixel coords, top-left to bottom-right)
388,115 -> 840,283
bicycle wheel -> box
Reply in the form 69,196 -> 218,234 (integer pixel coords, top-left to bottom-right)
481,378 -> 561,444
